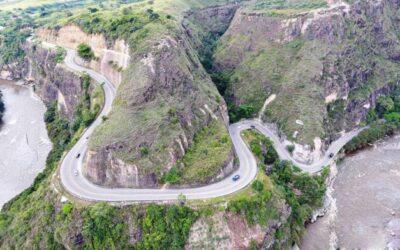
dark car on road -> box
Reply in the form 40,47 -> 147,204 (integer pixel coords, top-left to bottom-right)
232,175 -> 240,181
76,153 -> 81,158
329,153 -> 334,158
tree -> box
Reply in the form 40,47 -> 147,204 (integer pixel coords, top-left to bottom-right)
366,109 -> 378,124
394,95 -> 400,112
384,112 -> 400,125
286,144 -> 295,154
77,43 -> 95,61
376,96 -> 394,117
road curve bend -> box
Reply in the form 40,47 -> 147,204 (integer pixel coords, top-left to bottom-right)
42,41 -> 363,202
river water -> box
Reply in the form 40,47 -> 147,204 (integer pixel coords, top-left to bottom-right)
301,135 -> 400,249
0,79 -> 51,209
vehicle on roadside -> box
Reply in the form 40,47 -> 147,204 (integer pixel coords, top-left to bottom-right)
76,153 -> 81,158
250,125 -> 255,129
329,153 -> 334,158
232,175 -> 240,181
73,170 -> 79,176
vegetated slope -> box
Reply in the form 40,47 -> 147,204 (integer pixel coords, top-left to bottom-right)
80,4 -> 234,188
185,129 -> 327,249
0,119 -> 326,249
212,0 -> 400,150
0,1 -> 329,249
31,0 -> 239,188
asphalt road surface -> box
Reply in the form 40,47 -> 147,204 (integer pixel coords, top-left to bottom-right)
42,41 -> 363,201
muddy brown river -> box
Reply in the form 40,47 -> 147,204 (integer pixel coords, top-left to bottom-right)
301,135 -> 400,249
0,80 -> 51,209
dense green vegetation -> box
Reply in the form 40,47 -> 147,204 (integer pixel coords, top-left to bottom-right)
69,5 -> 167,46
344,89 -> 400,153
78,203 -> 197,249
269,160 -> 327,243
242,129 -> 279,165
72,73 -> 100,131
54,46 -> 66,64
163,121 -> 232,185
0,11 -> 32,64
236,129 -> 327,246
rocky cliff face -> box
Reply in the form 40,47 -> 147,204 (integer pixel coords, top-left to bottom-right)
211,0 -> 400,154
0,41 -> 86,121
37,25 -> 130,88
58,24 -> 233,188
186,200 -> 291,249
25,43 -> 86,120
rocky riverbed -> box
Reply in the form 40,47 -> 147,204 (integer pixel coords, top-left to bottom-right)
0,79 -> 51,209
301,135 -> 400,249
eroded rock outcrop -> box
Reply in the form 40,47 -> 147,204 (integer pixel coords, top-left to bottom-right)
0,41 -> 88,121
37,25 -> 130,88
185,201 -> 291,249
86,30 -> 232,187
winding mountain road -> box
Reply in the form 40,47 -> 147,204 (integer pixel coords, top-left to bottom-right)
42,41 -> 363,202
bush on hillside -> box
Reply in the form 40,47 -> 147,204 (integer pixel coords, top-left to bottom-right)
77,43 -> 94,61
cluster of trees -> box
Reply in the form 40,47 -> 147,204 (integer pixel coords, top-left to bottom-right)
73,6 -> 163,44
344,123 -> 395,153
79,203 -> 198,249
234,130 -> 328,245
228,160 -> 327,245
0,14 -> 32,64
345,90 -> 400,153
228,103 -> 256,123
247,130 -> 279,165
229,180 -> 273,226
72,73 -> 99,130
270,160 -> 327,243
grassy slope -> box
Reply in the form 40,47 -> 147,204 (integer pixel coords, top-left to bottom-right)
213,0 -> 400,146
217,37 -> 328,143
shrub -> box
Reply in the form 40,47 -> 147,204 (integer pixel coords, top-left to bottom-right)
140,146 -> 149,156
54,46 -> 66,64
376,96 -> 394,117
163,167 -> 181,184
251,180 -> 264,192
77,43 -> 94,61
286,144 -> 295,154
62,203 -> 74,216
